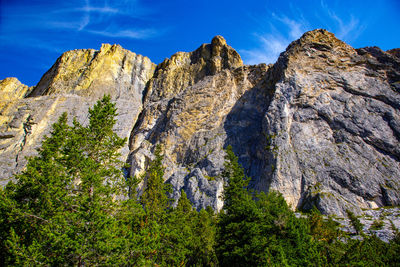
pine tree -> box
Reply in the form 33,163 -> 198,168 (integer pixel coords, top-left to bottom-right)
190,207 -> 218,266
164,190 -> 195,265
132,144 -> 173,264
216,146 -> 325,266
0,95 -> 127,265
216,145 -> 262,266
141,144 -> 171,220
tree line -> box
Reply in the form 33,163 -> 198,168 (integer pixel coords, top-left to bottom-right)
1,96 -> 399,266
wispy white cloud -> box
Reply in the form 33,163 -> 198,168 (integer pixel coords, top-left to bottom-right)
78,0 -> 90,31
241,0 -> 367,65
79,6 -> 119,14
241,15 -> 308,65
1,0 -> 161,46
44,0 -> 159,38
320,0 -> 365,42
87,28 -> 159,39
274,15 -> 305,39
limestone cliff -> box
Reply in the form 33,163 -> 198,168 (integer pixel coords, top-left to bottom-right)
1,30 -> 399,217
0,44 -> 155,186
264,30 -> 400,215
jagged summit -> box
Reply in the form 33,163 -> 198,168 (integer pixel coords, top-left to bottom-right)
145,35 -> 242,101
273,29 -> 356,75
284,29 -> 351,52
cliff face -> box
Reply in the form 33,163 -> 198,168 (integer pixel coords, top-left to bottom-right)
0,44 -> 155,186
264,30 -> 400,215
1,30 -> 399,216
129,36 -> 263,210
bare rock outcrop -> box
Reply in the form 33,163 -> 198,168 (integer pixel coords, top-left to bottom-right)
264,29 -> 400,216
0,45 -> 155,185
129,36 -> 256,210
1,30 -> 399,218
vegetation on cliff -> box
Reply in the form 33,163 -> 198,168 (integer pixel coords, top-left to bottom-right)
0,97 -> 399,266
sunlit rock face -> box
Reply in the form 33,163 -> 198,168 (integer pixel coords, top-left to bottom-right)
0,44 -> 155,186
1,30 -> 400,216
128,35 -> 268,211
263,29 -> 400,216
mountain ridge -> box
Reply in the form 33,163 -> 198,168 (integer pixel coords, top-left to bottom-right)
1,29 -> 399,217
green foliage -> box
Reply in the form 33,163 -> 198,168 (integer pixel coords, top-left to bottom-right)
220,145 -> 250,211
125,148 -> 217,266
216,146 -> 325,266
191,208 -> 218,266
370,219 -> 384,230
339,235 -> 398,265
0,95 -> 127,265
1,104 -> 400,266
141,144 -> 171,220
346,209 -> 364,235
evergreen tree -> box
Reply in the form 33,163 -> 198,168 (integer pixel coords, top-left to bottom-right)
164,190 -> 196,265
216,145 -> 264,266
141,144 -> 171,219
132,144 -> 173,264
0,95 -> 127,265
165,190 -> 218,266
190,207 -> 218,266
216,146 -> 325,266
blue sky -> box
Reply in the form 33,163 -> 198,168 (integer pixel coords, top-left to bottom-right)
1,0 -> 399,86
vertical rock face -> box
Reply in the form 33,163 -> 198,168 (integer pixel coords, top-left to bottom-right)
0,44 -> 155,186
128,36 -> 258,210
264,29 -> 400,215
1,30 -> 399,216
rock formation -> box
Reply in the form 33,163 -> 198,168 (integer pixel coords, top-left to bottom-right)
0,44 -> 155,186
1,30 -> 399,217
264,30 -> 400,215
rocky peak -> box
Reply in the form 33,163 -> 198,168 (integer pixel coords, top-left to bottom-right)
211,35 -> 226,46
287,29 -> 353,54
0,78 -> 32,125
194,35 -> 243,74
0,44 -> 155,186
146,36 -> 242,101
272,29 -> 358,81
263,29 -> 400,215
0,78 -> 31,105
30,44 -> 155,99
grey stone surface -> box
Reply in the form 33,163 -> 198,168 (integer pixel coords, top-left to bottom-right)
0,44 -> 155,185
1,31 -> 399,226
262,30 -> 400,216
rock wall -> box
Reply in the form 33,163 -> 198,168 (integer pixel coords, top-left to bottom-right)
1,30 -> 399,216
0,44 -> 155,186
263,30 -> 400,216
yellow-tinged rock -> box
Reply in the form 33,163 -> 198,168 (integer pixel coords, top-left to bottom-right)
146,35 -> 243,101
30,44 -> 155,98
0,78 -> 30,109
0,44 -> 156,186
0,78 -> 33,126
